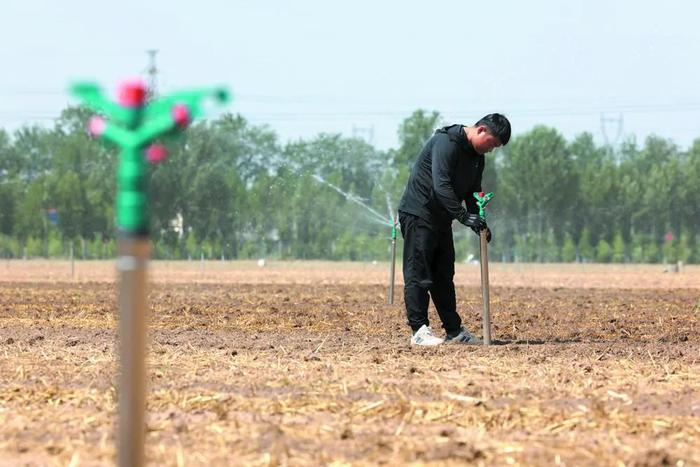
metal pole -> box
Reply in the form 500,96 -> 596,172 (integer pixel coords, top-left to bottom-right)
117,235 -> 150,467
479,229 -> 492,345
71,81 -> 229,467
388,224 -> 397,304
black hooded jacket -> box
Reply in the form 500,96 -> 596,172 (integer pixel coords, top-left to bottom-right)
398,124 -> 484,230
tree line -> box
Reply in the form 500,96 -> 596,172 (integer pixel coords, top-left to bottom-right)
1,107 -> 698,263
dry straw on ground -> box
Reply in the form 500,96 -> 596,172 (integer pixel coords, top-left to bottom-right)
0,261 -> 698,465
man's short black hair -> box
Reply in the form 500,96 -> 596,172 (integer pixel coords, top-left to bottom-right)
475,113 -> 511,145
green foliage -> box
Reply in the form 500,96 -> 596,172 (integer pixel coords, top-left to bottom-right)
47,230 -> 63,258
26,236 -> 42,258
662,237 -> 676,264
539,230 -> 559,262
596,239 -> 612,263
185,231 -> 198,260
2,109 -> 699,263
0,234 -> 20,258
645,238 -> 660,263
678,232 -> 692,263
86,234 -> 114,259
612,231 -> 626,263
578,228 -> 594,263
561,233 -> 576,262
104,239 -> 116,258
630,232 -> 646,263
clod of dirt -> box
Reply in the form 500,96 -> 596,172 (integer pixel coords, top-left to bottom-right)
629,449 -> 676,467
28,335 -> 44,345
4,337 -> 13,345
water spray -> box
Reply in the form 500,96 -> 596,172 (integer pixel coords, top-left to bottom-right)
71,79 -> 229,467
311,174 -> 400,304
311,174 -> 393,228
474,191 -> 494,345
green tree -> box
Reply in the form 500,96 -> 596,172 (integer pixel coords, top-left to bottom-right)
26,236 -> 42,257
47,230 -> 63,258
561,233 -> 576,262
185,230 -> 198,260
630,232 -> 646,263
644,237 -> 660,263
596,239 -> 612,263
569,133 -> 618,245
612,231 -> 626,263
677,231 -> 692,263
578,228 -> 594,262
499,126 -> 578,250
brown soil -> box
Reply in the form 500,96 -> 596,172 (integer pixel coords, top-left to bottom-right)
0,262 -> 698,466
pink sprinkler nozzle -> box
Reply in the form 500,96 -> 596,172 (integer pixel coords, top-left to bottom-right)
145,144 -> 168,163
88,116 -> 106,137
172,104 -> 190,129
118,79 -> 147,107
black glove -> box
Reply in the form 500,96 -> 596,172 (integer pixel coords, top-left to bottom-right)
456,210 -> 486,230
470,226 -> 492,243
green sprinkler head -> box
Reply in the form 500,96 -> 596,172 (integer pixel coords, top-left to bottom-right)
71,79 -> 230,234
473,191 -> 494,220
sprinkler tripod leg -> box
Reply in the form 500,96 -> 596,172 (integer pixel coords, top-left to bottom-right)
479,229 -> 492,345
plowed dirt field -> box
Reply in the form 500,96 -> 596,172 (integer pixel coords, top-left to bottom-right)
1,261 -> 698,466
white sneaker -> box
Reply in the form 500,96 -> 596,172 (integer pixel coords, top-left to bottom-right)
444,326 -> 483,345
410,325 -> 444,346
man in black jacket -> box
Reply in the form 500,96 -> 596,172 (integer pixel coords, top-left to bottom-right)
398,113 -> 511,346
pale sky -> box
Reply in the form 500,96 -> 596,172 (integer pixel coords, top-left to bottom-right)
2,0 -> 699,150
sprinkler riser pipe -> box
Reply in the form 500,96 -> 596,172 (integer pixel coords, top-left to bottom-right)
71,82 -> 229,467
387,224 -> 398,304
388,225 -> 397,304
116,236 -> 150,467
479,230 -> 492,345
473,191 -> 494,346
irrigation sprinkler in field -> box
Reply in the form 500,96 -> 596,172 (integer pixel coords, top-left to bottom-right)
71,79 -> 229,467
474,191 -> 494,345
311,174 -> 400,303
388,216 -> 398,304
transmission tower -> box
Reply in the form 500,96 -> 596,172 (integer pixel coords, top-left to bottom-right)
145,50 -> 159,100
600,113 -> 624,148
352,125 -> 375,145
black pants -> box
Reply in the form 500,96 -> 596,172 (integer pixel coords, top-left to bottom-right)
400,212 -> 462,336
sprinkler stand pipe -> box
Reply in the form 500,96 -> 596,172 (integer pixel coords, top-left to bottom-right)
473,191 -> 494,346
388,221 -> 398,304
71,79 -> 229,467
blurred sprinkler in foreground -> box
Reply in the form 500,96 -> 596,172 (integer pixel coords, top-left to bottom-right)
71,78 -> 230,467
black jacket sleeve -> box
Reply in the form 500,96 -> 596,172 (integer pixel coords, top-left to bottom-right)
465,173 -> 482,214
431,136 -> 466,219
